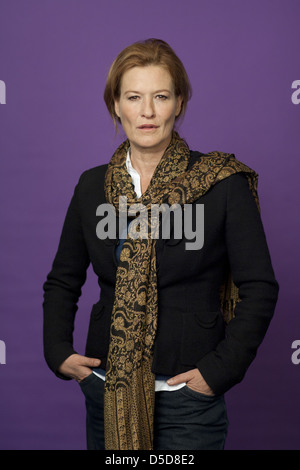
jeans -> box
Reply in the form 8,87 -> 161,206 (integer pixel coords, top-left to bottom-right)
79,373 -> 228,450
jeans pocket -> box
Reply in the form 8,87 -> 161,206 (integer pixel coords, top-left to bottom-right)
181,385 -> 219,401
79,372 -> 104,404
79,372 -> 94,386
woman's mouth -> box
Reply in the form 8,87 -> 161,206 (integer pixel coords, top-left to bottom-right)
137,125 -> 159,130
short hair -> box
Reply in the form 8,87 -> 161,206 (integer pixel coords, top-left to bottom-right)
104,38 -> 192,128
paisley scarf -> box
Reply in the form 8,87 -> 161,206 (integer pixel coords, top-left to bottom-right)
104,131 -> 258,450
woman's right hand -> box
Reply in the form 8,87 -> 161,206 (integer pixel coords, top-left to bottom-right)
58,353 -> 101,382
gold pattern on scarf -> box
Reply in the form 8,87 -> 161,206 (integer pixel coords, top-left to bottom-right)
104,132 -> 259,450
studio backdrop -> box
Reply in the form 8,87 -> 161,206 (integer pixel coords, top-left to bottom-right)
0,0 -> 299,450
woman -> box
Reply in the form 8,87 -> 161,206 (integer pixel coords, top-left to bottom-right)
43,38 -> 279,450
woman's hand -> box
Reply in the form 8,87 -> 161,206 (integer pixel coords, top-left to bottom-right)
167,368 -> 214,396
58,353 -> 101,382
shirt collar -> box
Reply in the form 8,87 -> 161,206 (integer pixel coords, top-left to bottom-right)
126,148 -> 139,176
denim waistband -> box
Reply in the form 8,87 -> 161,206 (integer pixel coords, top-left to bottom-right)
93,367 -> 172,382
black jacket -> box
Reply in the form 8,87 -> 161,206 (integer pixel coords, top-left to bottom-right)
43,151 -> 279,395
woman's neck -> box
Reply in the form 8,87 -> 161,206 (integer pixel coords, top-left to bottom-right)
130,150 -> 161,179
129,139 -> 170,180
129,146 -> 166,195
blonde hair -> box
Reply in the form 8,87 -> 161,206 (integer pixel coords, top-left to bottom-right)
104,38 -> 192,128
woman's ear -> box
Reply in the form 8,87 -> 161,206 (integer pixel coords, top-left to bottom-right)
114,100 -> 120,119
175,96 -> 183,117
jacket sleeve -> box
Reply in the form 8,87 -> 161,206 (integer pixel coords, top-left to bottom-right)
43,172 -> 90,378
197,173 -> 279,395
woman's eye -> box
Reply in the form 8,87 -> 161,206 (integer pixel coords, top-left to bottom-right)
127,94 -> 168,101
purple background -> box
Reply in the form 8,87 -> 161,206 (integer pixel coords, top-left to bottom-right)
0,0 -> 299,450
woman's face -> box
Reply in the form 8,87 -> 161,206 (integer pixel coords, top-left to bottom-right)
114,65 -> 182,155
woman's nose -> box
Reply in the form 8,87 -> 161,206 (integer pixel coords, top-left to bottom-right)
141,98 -> 155,118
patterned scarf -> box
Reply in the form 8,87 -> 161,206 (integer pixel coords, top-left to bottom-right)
104,131 -> 258,450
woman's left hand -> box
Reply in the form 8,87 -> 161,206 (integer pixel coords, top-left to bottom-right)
167,368 -> 215,396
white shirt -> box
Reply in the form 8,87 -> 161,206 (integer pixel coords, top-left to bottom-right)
126,149 -> 142,198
